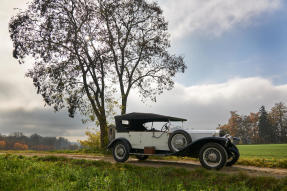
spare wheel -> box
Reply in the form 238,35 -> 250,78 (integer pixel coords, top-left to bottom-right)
168,130 -> 192,152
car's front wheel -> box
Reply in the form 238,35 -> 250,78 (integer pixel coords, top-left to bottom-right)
135,155 -> 149,161
112,141 -> 130,162
199,142 -> 227,170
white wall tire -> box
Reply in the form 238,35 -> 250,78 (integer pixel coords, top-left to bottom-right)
112,141 -> 130,162
199,142 -> 227,170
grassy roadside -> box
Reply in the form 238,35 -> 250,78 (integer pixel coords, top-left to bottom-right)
0,154 -> 287,191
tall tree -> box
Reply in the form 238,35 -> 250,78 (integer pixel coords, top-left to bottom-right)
249,112 -> 260,144
258,106 -> 273,143
9,0 -> 185,147
218,111 -> 241,140
98,0 -> 185,114
219,111 -> 260,144
269,102 -> 287,143
227,111 -> 241,136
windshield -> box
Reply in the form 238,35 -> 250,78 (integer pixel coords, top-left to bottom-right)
143,121 -> 184,131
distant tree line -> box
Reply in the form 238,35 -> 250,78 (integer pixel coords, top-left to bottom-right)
0,132 -> 79,150
219,102 -> 287,144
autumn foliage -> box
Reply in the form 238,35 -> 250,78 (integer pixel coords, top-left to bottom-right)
0,141 -> 6,149
13,142 -> 28,150
219,102 -> 287,144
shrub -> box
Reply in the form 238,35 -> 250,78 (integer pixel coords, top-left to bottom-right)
79,131 -> 101,151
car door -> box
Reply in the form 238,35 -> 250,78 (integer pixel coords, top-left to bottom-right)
140,122 -> 170,151
128,131 -> 142,148
149,131 -> 170,151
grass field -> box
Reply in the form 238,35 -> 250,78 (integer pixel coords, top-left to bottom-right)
235,144 -> 287,168
238,144 -> 287,159
0,155 -> 286,191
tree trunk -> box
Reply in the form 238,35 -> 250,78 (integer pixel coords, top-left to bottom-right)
99,116 -> 108,149
121,96 -> 127,115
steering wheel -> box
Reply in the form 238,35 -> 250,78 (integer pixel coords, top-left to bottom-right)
161,122 -> 169,132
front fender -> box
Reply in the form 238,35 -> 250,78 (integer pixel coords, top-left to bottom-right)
226,143 -> 240,158
173,137 -> 230,157
107,137 -> 131,150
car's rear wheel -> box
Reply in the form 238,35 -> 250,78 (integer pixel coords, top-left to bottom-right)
199,142 -> 227,170
112,141 -> 130,162
168,130 -> 192,152
135,155 -> 149,161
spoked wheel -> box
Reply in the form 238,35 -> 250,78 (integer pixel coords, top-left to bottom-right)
168,130 -> 192,152
135,155 -> 149,161
226,145 -> 240,167
199,143 -> 227,170
112,141 -> 130,162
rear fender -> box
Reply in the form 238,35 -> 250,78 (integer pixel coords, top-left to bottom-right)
173,137 -> 229,157
107,137 -> 131,151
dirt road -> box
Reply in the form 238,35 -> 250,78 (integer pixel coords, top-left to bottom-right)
1,152 -> 287,178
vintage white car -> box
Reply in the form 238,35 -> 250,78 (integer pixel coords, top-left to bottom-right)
107,113 -> 239,170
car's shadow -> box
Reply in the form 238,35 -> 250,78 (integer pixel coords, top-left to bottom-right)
127,159 -> 252,173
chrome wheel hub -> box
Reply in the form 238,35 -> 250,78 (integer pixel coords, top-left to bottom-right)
115,144 -> 126,159
171,134 -> 187,151
203,147 -> 222,167
208,153 -> 217,161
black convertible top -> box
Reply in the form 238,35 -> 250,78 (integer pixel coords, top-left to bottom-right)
115,112 -> 187,122
114,112 -> 186,132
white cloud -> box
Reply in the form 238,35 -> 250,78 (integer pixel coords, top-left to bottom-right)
160,0 -> 282,39
127,77 -> 287,129
0,76 -> 43,111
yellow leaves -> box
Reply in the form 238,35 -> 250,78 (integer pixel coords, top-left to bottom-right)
89,115 -> 95,122
79,131 -> 101,150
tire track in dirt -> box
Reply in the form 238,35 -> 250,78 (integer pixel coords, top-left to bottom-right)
1,152 -> 286,178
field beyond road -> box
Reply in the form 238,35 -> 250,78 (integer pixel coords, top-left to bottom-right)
233,144 -> 287,168
238,144 -> 287,159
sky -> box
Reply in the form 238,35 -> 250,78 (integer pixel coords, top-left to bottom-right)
1,0 -> 287,141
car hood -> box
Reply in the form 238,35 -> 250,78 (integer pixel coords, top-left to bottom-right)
170,128 -> 220,137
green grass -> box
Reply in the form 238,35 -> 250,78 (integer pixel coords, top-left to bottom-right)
0,154 -> 287,191
238,144 -> 287,159
0,149 -> 109,156
235,144 -> 287,168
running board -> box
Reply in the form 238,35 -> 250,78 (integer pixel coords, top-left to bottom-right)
129,153 -> 172,156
